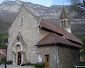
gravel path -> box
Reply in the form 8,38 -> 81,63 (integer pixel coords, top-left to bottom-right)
0,65 -> 35,68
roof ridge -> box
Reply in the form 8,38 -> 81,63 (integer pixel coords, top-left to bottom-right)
50,33 -> 59,43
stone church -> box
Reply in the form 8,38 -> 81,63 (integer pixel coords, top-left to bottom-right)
7,5 -> 82,68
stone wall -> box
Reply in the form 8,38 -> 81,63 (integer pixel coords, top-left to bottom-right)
37,45 -> 58,68
39,29 -> 49,41
80,56 -> 85,62
58,45 -> 80,68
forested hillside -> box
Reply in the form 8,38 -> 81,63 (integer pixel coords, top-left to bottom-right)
0,32 -> 8,49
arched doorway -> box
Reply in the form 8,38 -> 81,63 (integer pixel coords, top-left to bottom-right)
12,42 -> 23,65
16,45 -> 21,65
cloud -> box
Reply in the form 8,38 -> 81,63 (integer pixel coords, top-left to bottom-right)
21,0 -> 53,7
0,1 -> 3,4
41,0 -> 53,7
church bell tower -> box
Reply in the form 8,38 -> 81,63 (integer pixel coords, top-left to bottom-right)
60,6 -> 71,33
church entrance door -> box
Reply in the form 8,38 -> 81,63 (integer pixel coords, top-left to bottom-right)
18,52 -> 21,65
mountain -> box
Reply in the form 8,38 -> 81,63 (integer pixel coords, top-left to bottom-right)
0,1 -> 85,49
0,1 -> 84,32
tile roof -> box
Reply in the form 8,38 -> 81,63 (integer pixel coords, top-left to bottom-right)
36,33 -> 81,48
0,54 -> 5,58
40,18 -> 82,44
0,49 -> 6,58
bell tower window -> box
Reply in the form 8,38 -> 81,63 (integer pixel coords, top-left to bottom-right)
62,21 -> 63,27
64,20 -> 65,27
62,20 -> 65,28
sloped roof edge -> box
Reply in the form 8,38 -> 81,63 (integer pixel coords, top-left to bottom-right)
36,33 -> 81,48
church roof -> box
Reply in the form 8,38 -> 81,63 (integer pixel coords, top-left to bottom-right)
36,33 -> 81,48
40,18 -> 82,45
60,6 -> 69,19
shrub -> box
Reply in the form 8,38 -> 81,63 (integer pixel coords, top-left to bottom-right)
0,57 -> 6,64
35,63 -> 45,68
21,62 -> 33,66
21,62 -> 45,68
21,64 -> 25,66
0,58 -> 12,65
0,62 -> 1,65
75,64 -> 85,66
6,61 -> 12,65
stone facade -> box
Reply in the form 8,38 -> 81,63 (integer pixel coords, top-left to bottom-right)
37,45 -> 58,68
37,44 -> 80,68
7,6 -> 40,64
7,6 -> 50,65
58,45 -> 80,68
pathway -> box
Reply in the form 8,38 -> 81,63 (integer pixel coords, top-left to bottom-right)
0,65 -> 35,68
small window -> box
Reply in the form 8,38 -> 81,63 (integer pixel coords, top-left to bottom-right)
38,54 -> 43,63
20,17 -> 23,26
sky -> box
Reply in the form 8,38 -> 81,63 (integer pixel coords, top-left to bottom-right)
0,0 -> 71,7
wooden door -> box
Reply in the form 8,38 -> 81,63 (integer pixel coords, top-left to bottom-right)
18,52 -> 21,65
45,55 -> 49,67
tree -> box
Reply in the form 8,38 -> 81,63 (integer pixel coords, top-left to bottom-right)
69,0 -> 85,56
70,0 -> 85,18
0,32 -> 8,49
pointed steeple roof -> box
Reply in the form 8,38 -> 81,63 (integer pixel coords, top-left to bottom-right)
60,6 -> 69,19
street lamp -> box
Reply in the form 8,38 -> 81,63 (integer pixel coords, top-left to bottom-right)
4,39 -> 8,68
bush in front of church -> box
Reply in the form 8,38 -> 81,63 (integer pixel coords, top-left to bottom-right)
34,63 -> 45,68
21,62 -> 34,66
6,61 -> 13,65
0,57 -> 6,64
21,62 -> 45,68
